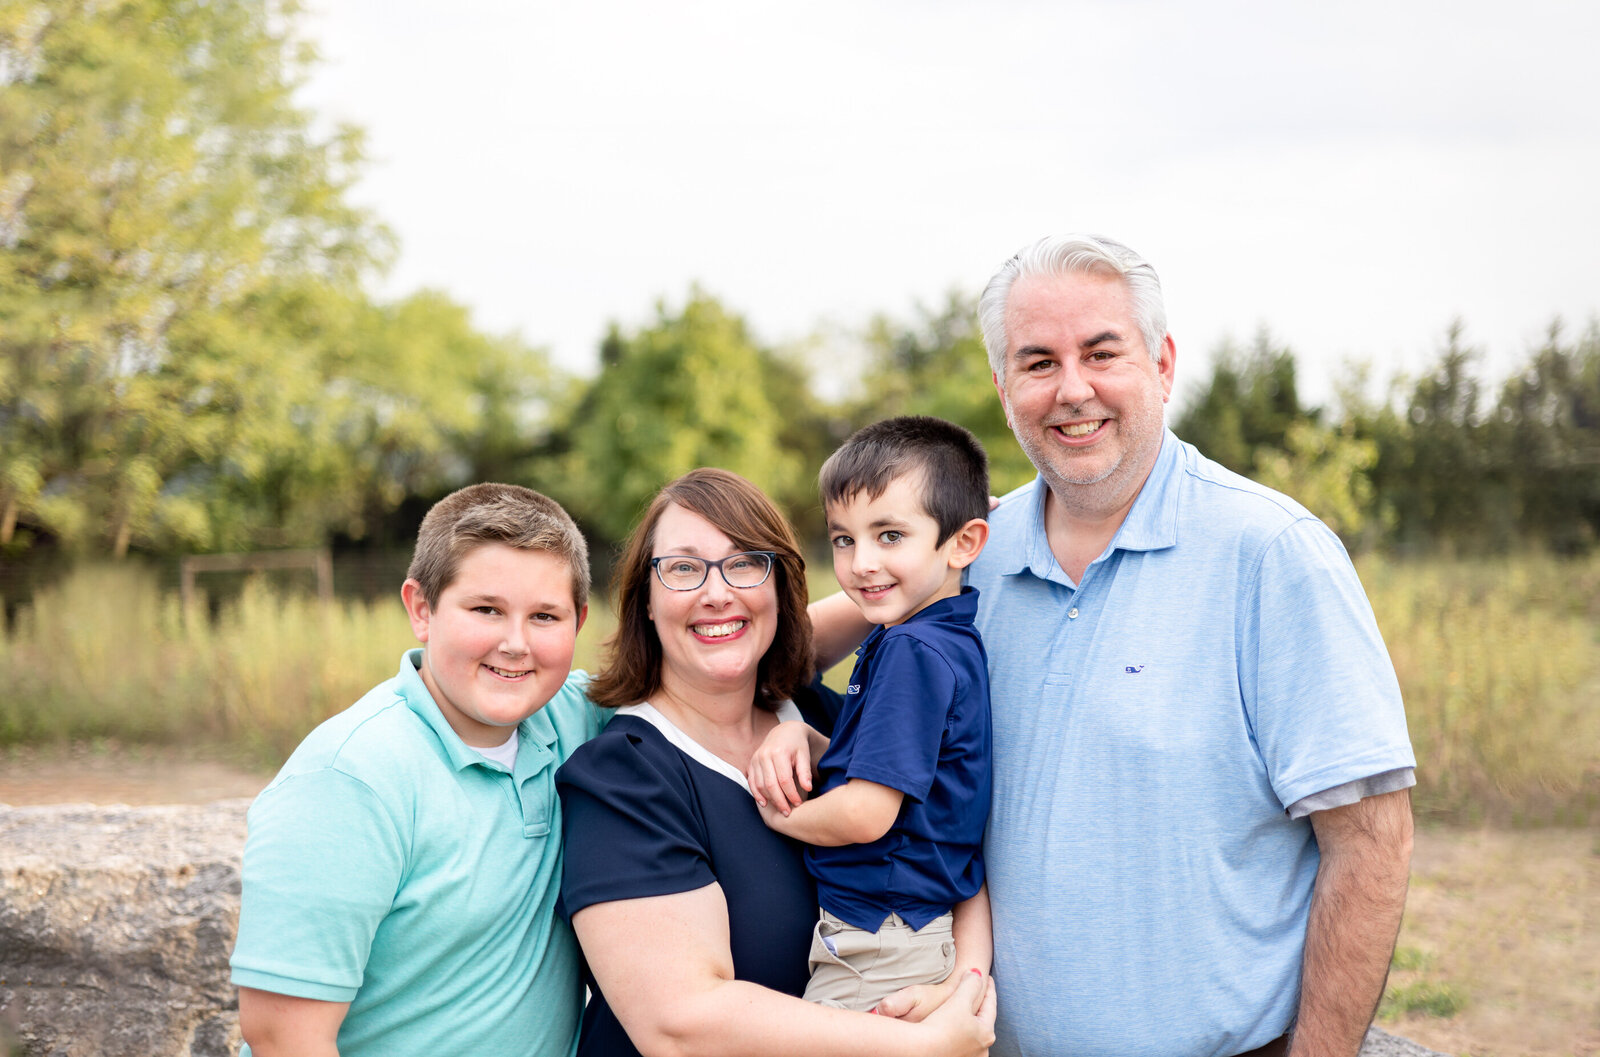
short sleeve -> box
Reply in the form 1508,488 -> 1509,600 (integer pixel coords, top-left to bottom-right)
845,634 -> 958,802
231,769 -> 405,1001
1241,519 -> 1416,808
557,725 -> 715,916
793,672 -> 844,737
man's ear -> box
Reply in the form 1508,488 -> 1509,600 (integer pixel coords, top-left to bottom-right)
946,517 -> 991,571
401,579 -> 432,643
1158,334 -> 1177,402
992,370 -> 1013,429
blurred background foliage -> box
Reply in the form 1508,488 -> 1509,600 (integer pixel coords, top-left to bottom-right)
5,0 -> 1600,564
2,0 -> 1598,823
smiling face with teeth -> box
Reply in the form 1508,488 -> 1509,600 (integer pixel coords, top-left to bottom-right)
995,268 -> 1176,517
402,541 -> 586,748
648,502 -> 779,704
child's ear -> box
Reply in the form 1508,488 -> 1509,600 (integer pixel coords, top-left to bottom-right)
401,579 -> 433,643
946,517 -> 990,571
576,603 -> 588,632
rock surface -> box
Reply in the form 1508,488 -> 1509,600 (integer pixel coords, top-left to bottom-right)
1363,1026 -> 1450,1057
0,801 -> 1453,1057
0,800 -> 248,1057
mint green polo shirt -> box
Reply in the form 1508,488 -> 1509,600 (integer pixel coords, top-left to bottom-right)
231,651 -> 602,1057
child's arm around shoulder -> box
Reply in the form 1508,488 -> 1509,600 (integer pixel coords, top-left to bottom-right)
757,776 -> 904,846
746,716 -> 905,845
745,720 -> 829,811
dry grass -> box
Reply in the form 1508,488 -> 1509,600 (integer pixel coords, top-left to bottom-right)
2,553 -> 1596,814
1383,826 -> 1599,1057
1359,554 -> 1600,825
0,564 -> 616,765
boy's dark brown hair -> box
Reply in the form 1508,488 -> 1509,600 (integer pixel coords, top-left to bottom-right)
406,483 -> 590,611
587,468 -> 813,711
819,415 -> 989,543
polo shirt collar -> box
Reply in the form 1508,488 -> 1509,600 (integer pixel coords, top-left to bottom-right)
1111,429 -> 1183,553
1003,430 -> 1183,583
396,648 -> 561,773
856,586 -> 979,655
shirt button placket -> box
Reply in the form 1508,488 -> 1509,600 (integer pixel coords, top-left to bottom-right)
519,749 -> 553,839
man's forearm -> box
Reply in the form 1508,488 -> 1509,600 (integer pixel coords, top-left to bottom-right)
1290,789 -> 1414,1057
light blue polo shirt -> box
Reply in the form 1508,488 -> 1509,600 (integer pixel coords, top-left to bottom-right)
967,431 -> 1415,1057
231,650 -> 602,1057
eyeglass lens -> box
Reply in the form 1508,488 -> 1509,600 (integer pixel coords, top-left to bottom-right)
654,552 -> 772,590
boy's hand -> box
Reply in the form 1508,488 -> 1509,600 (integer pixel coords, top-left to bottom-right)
745,720 -> 820,813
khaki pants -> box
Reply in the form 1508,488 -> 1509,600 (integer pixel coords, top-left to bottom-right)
803,908 -> 956,1013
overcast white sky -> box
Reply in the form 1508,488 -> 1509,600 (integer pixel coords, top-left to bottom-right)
297,0 -> 1599,410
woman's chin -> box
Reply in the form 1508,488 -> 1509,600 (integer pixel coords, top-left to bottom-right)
665,658 -> 761,695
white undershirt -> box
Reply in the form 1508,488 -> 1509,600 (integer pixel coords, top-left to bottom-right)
474,729 -> 520,770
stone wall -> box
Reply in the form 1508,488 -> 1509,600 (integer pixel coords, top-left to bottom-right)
0,801 -> 247,1057
0,800 -> 1451,1057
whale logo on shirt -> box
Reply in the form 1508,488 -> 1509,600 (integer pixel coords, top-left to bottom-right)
847,684 -> 862,694
1124,665 -> 1145,674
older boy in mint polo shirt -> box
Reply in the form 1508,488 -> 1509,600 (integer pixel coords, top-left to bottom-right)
231,483 -> 603,1057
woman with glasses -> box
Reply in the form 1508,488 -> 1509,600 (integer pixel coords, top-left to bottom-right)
556,468 -> 995,1057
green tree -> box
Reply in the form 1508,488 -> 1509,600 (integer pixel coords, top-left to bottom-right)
1253,421 -> 1383,546
555,290 -> 806,545
1381,322 -> 1513,550
0,0 -> 385,555
852,292 -> 1035,496
1492,319 -> 1600,552
190,284 -> 567,550
1173,328 -> 1309,475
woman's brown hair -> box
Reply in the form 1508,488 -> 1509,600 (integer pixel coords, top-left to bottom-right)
587,468 -> 814,711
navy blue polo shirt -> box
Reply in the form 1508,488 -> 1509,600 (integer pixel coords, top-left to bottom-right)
807,587 -> 991,932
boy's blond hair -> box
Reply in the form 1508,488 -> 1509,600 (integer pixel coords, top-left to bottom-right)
406,483 -> 590,611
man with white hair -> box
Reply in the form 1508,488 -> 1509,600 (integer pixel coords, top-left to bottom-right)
965,234 -> 1416,1057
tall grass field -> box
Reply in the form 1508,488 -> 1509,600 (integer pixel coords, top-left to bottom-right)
2,555 -> 1596,823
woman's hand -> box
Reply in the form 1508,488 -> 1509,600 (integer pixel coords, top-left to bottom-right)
746,720 -> 826,812
875,975 -> 959,1022
916,968 -> 997,1056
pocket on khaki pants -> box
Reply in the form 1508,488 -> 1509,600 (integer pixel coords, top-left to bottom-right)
803,911 -> 956,1013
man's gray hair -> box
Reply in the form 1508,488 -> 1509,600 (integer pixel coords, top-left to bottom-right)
977,234 -> 1168,376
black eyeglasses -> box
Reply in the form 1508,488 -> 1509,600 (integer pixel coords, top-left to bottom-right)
650,551 -> 777,591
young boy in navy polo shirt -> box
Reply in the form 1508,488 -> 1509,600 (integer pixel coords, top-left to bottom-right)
749,415 -> 993,1014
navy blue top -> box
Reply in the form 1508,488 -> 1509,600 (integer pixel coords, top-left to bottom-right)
558,683 -> 840,1057
807,587 -> 991,932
